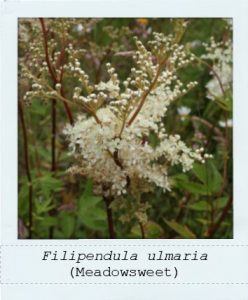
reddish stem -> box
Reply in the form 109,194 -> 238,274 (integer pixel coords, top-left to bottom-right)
103,197 -> 115,239
39,18 -> 57,83
19,101 -> 33,238
205,196 -> 232,238
39,18 -> 74,126
127,60 -> 166,127
139,223 -> 145,239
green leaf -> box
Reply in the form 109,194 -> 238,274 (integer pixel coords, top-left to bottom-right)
215,95 -> 232,112
173,174 -> 208,195
130,221 -> 164,238
79,179 -> 102,211
40,216 -> 58,227
34,197 -> 55,215
192,163 -> 208,184
79,195 -> 102,213
188,197 -> 228,212
83,178 -> 94,198
75,178 -> 106,231
60,213 -> 75,238
29,101 -> 48,116
192,161 -> 222,194
79,205 -> 107,230
188,201 -> 209,211
215,197 -> 229,209
196,218 -> 211,225
34,174 -> 63,198
203,100 -> 219,119
164,220 -> 196,238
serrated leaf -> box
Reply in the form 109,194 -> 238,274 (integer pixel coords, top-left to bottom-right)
192,161 -> 222,194
79,195 -> 102,213
189,196 -> 228,212
130,221 -> 164,238
60,214 -> 75,238
173,174 -> 208,195
34,197 -> 55,214
164,220 -> 196,238
80,207 -> 107,231
75,178 -> 106,231
34,174 -> 63,197
188,201 -> 210,211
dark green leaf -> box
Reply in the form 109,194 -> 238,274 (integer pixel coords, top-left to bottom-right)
130,221 -> 164,238
164,220 -> 196,238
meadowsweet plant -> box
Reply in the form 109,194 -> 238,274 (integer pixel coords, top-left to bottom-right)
202,37 -> 232,101
18,18 -> 233,239
63,33 -> 211,229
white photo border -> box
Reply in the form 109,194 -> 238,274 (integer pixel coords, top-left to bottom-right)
1,1 -> 248,299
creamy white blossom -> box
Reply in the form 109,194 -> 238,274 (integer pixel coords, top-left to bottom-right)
64,33 -> 207,198
202,37 -> 232,100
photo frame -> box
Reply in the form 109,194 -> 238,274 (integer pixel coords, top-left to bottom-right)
1,0 -> 248,299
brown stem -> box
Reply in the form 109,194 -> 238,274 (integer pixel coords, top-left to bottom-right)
19,101 -> 33,239
113,150 -> 124,170
175,192 -> 191,222
39,18 -> 74,126
61,86 -> 74,125
191,116 -> 224,139
40,18 -> 57,238
51,99 -> 57,173
39,18 -> 57,83
103,197 -> 115,239
48,98 -> 57,239
139,223 -> 145,239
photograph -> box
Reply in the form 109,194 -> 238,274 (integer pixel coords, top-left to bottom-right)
18,17 -> 233,239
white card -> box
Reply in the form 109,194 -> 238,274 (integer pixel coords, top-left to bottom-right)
1,0 -> 248,299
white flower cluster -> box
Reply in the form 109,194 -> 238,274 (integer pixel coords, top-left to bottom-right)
202,37 -> 232,100
64,33 -> 207,198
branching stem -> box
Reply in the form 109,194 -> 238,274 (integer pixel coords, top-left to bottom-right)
127,59 -> 166,127
39,18 -> 74,126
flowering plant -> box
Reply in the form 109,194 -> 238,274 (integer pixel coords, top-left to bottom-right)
18,18 -> 232,239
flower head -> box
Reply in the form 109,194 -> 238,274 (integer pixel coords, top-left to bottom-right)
64,33 -> 207,199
